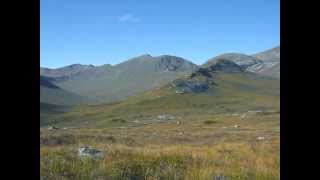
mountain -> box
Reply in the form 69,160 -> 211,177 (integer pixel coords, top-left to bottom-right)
204,53 -> 262,70
170,58 -> 279,94
42,58 -> 279,127
40,64 -> 96,78
253,46 -> 280,62
204,46 -> 280,78
40,46 -> 279,106
41,55 -> 198,104
40,76 -> 85,105
252,46 -> 280,78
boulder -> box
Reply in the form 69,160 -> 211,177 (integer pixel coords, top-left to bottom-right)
48,126 -> 59,131
257,136 -> 265,140
78,147 -> 103,158
157,114 -> 175,121
240,114 -> 246,119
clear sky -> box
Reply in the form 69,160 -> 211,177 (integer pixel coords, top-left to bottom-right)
41,0 -> 279,68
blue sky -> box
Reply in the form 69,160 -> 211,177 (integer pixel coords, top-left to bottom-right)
41,0 -> 279,68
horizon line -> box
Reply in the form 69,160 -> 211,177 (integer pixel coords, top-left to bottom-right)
40,45 -> 280,69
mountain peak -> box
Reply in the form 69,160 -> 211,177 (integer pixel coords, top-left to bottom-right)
136,54 -> 153,58
64,64 -> 93,69
154,55 -> 197,72
204,53 -> 261,70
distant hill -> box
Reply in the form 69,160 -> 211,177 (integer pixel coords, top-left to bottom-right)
204,46 -> 280,78
204,53 -> 262,70
40,64 -> 96,79
41,55 -> 198,104
252,46 -> 280,78
253,46 -> 280,62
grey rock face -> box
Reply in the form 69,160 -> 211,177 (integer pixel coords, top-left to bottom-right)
173,79 -> 209,93
191,68 -> 213,78
205,46 -> 280,78
253,46 -> 280,62
207,53 -> 262,69
251,46 -> 280,78
208,59 -> 245,73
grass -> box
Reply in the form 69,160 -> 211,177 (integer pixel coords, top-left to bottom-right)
40,72 -> 280,179
203,120 -> 218,125
41,141 -> 279,180
41,110 -> 279,179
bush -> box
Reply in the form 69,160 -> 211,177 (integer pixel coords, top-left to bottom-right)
40,134 -> 77,146
203,120 -> 218,125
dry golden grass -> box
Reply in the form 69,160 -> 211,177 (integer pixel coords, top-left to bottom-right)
41,112 -> 279,179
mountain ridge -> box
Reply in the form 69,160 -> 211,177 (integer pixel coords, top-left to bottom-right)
40,46 -> 280,105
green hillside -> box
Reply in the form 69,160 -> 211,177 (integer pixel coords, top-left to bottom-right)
41,70 -> 280,179
42,70 -> 279,127
40,58 -> 280,179
40,76 -> 86,106
41,55 -> 198,104
40,103 -> 72,126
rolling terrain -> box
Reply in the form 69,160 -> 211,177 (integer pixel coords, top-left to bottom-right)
39,46 -> 280,106
40,46 -> 280,179
205,46 -> 280,78
41,57 -> 279,127
41,55 -> 198,104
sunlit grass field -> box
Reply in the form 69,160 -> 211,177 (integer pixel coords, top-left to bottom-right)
40,73 -> 280,179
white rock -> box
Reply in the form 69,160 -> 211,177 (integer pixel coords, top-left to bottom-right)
48,126 -> 59,130
240,114 -> 246,119
257,136 -> 265,140
78,147 -> 103,158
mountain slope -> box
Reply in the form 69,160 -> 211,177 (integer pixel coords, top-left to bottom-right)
204,46 -> 280,78
43,59 -> 279,127
40,76 -> 85,105
252,46 -> 280,78
204,53 -> 262,70
253,46 -> 280,62
41,55 -> 198,104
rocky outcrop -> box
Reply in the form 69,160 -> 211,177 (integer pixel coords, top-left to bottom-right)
173,79 -> 210,93
208,59 -> 244,73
